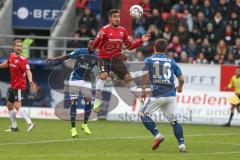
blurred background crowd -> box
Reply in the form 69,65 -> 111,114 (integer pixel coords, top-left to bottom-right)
70,0 -> 240,64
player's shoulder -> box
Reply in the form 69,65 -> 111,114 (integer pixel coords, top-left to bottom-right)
119,26 -> 126,30
20,55 -> 27,60
8,53 -> 14,58
144,55 -> 154,63
102,24 -> 111,30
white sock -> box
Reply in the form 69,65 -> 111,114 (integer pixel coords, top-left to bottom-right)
19,108 -> 32,125
155,133 -> 164,139
9,109 -> 17,128
96,79 -> 106,91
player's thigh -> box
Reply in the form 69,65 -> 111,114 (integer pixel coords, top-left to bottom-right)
79,81 -> 92,98
7,89 -> 15,109
7,102 -> 14,110
160,97 -> 177,121
12,89 -> 24,110
98,59 -> 111,73
111,60 -> 129,80
68,80 -> 82,100
99,71 -> 108,80
14,101 -> 22,110
141,97 -> 160,115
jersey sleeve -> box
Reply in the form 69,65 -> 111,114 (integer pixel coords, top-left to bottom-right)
172,60 -> 182,77
7,54 -> 12,65
92,28 -> 105,48
123,29 -> 143,50
227,76 -> 234,89
69,48 -> 87,59
142,58 -> 150,74
20,59 -> 30,71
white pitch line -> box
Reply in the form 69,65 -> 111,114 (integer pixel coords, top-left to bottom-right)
184,132 -> 240,137
0,151 -> 240,158
0,136 -> 150,146
0,133 -> 239,146
57,151 -> 240,157
201,141 -> 240,146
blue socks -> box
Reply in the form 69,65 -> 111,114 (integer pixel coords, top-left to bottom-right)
84,102 -> 92,124
70,104 -> 77,128
140,114 -> 159,137
70,101 -> 92,127
141,113 -> 185,145
171,121 -> 184,145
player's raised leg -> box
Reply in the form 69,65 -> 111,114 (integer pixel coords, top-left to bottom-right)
139,98 -> 164,150
93,61 -> 108,112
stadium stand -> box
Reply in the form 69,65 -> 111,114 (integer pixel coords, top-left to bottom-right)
130,0 -> 240,65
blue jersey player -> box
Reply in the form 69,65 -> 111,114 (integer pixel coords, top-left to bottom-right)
47,40 -> 98,137
140,39 -> 186,152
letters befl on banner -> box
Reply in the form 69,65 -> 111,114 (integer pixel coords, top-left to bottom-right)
179,64 -> 221,91
12,0 -> 65,29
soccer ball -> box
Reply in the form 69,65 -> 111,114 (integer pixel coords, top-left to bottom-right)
129,5 -> 143,19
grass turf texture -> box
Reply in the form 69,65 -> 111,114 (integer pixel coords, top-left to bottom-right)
0,118 -> 239,160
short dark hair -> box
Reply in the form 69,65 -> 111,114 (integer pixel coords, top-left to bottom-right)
108,9 -> 120,17
155,39 -> 168,53
12,39 -> 22,47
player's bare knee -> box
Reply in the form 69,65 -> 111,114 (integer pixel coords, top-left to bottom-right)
99,72 -> 108,80
7,102 -> 14,110
14,101 -> 22,111
123,74 -> 133,83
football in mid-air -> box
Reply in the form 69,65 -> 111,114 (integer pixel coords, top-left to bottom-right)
129,5 -> 143,19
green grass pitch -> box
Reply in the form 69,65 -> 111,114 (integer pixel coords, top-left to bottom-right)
0,118 -> 239,160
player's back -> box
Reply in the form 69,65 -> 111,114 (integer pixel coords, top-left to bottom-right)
144,53 -> 182,97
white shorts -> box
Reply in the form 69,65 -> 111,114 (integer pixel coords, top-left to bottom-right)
68,80 -> 92,99
141,96 -> 177,121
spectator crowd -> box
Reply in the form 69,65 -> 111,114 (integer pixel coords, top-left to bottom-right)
72,0 -> 240,65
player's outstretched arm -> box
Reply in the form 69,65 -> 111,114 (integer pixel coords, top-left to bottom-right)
0,61 -> 9,68
124,31 -> 151,50
176,75 -> 184,93
141,34 -> 151,42
46,55 -> 70,63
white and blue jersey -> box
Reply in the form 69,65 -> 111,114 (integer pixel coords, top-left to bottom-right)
143,53 -> 182,97
69,48 -> 98,81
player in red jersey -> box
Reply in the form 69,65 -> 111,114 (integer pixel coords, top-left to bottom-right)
90,9 -> 151,112
0,39 -> 35,132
